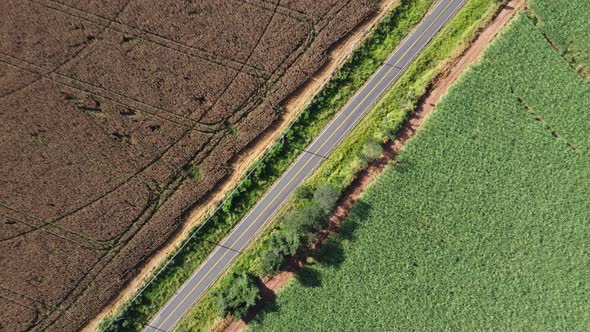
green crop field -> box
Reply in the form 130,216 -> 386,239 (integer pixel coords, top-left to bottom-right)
250,10 -> 590,332
529,0 -> 590,73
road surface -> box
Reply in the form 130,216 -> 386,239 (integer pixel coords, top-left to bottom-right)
145,0 -> 465,330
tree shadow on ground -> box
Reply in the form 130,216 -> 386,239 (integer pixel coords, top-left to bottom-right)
242,278 -> 277,324
315,236 -> 345,268
339,199 -> 372,241
296,266 -> 322,288
392,160 -> 413,174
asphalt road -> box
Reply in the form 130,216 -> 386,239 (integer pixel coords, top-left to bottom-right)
145,0 -> 465,330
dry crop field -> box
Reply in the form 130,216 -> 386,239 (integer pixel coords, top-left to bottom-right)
0,0 -> 377,330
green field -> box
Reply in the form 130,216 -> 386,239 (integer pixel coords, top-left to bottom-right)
529,0 -> 590,74
250,11 -> 590,332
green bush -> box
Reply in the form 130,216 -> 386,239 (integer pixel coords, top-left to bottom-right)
214,272 -> 260,319
283,202 -> 325,236
259,232 -> 300,276
273,231 -> 300,257
313,183 -> 341,214
360,138 -> 384,162
260,182 -> 342,277
294,184 -> 316,200
259,249 -> 284,277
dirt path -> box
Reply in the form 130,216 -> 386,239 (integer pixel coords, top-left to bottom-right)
86,1 -> 401,330
222,1 -> 523,331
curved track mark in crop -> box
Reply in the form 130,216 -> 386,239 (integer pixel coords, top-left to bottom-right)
31,0 -> 267,78
0,0 -> 134,100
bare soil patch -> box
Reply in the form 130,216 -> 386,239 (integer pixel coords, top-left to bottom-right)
0,0 -> 379,331
222,1 -> 524,331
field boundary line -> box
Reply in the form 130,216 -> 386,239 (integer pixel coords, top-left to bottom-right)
0,129 -> 144,186
0,205 -> 114,249
523,8 -> 590,80
314,0 -> 357,33
223,0 -> 362,128
190,0 -> 315,124
239,0 -> 314,24
0,286 -> 58,311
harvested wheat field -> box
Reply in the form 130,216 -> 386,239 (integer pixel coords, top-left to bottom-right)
0,0 -> 378,331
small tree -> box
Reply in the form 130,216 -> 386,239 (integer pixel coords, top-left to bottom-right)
260,249 -> 283,276
294,183 -> 315,200
300,202 -> 326,232
283,202 -> 325,235
259,231 -> 300,276
361,138 -> 383,162
214,273 -> 260,319
313,183 -> 341,214
271,231 -> 300,256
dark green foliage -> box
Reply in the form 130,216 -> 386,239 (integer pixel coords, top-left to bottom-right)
282,202 -> 325,237
259,232 -> 300,276
269,231 -> 300,257
225,121 -> 239,136
312,183 -> 341,214
260,183 -> 342,277
294,184 -> 315,201
214,272 -> 260,319
259,249 -> 284,277
187,164 -> 200,180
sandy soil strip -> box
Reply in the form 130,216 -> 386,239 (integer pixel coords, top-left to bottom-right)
222,1 -> 524,331
86,1 -> 402,330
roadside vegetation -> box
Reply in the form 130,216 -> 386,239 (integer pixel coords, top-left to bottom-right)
100,1 -> 440,330
251,11 -> 590,331
175,0 -> 502,330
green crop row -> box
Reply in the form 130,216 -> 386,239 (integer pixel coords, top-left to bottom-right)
175,0 -> 502,331
252,11 -> 590,331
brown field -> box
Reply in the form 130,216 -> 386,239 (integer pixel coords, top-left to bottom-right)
0,0 -> 376,331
